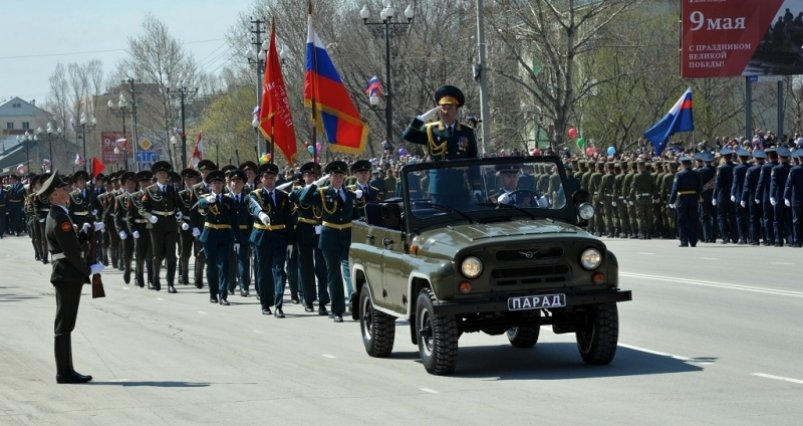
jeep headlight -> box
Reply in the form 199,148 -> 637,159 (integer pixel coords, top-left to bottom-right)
578,202 -> 594,220
460,256 -> 483,279
580,248 -> 602,270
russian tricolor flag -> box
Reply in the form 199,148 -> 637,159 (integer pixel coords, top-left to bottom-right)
366,76 -> 383,97
643,87 -> 694,155
304,12 -> 368,155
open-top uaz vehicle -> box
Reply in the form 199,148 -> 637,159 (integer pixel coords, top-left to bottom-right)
349,156 -> 632,375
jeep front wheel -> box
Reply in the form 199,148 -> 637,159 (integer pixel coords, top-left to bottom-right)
576,303 -> 619,365
506,325 -> 540,348
416,288 -> 458,375
360,289 -> 396,357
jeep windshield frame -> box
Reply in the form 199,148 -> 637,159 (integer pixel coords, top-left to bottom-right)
400,156 -> 578,233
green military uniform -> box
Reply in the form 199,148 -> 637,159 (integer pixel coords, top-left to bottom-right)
130,172 -> 154,288
631,161 -> 656,239
139,161 -> 181,293
650,162 -> 665,238
587,162 -> 604,235
600,162 -> 616,237
613,162 -> 626,237
661,162 -> 678,238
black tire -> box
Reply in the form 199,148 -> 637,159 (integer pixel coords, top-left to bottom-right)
576,303 -> 619,365
506,325 -> 540,348
360,289 -> 396,357
416,288 -> 458,375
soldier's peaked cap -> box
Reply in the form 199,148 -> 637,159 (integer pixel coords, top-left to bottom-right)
180,168 -> 201,179
120,171 -> 136,183
300,161 -> 321,175
325,160 -> 349,174
350,160 -> 372,173
197,159 -> 218,172
777,146 -> 792,157
257,163 -> 279,176
151,160 -> 172,173
220,164 -> 237,174
434,85 -> 465,107
205,170 -> 225,183
71,170 -> 89,183
752,150 -> 767,159
35,171 -> 69,199
135,170 -> 153,181
227,170 -> 247,182
239,161 -> 258,172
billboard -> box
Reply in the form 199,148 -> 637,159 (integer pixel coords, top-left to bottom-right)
681,0 -> 803,78
100,131 -> 129,165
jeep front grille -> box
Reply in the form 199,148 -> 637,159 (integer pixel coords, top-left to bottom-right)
490,264 -> 570,286
496,247 -> 564,261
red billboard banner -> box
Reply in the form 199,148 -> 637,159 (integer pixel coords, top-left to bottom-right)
100,131 -> 130,165
680,0 -> 801,78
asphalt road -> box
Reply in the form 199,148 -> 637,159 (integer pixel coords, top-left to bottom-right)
1,235 -> 801,425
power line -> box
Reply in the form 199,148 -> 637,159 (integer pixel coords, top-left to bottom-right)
0,38 -> 225,61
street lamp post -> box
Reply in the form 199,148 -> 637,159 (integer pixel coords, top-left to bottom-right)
16,131 -> 36,172
360,1 -> 414,150
107,94 -> 129,169
248,17 -> 269,160
46,122 -> 55,172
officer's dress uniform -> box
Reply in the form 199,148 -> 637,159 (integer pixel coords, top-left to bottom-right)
299,178 -> 358,321
114,187 -> 136,284
34,190 -> 51,263
247,185 -> 293,315
731,154 -> 750,244
130,181 -> 154,288
631,165 -> 656,239
198,190 -> 240,304
783,150 -> 803,247
742,153 -> 765,245
669,162 -> 702,247
756,154 -> 779,245
191,180 -> 213,287
98,191 -> 120,269
0,185 -> 7,238
713,155 -> 736,243
290,181 -> 329,314
6,180 -> 25,235
696,158 -> 716,243
140,181 -> 181,292
770,152 -> 793,246
177,186 -> 197,285
228,190 -> 253,296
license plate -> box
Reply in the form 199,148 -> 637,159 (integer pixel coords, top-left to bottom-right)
507,293 -> 566,311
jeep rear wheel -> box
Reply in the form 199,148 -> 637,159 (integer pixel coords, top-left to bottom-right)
506,325 -> 540,348
416,288 -> 458,375
360,289 -> 396,357
576,303 -> 619,365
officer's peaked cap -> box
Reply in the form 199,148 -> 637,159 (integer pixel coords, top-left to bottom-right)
350,160 -> 372,173
151,160 -> 172,173
257,163 -> 279,176
325,160 -> 349,174
197,160 -> 218,172
434,85 -> 465,107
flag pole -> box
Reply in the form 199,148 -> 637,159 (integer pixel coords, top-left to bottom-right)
309,0 -> 318,164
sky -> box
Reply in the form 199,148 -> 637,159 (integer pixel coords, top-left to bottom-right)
1,0 -> 256,105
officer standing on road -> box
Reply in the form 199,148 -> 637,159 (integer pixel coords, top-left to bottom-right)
402,85 -> 481,207
756,148 -> 779,245
299,161 -> 358,323
695,152 -> 716,243
177,168 -> 200,286
139,161 -> 181,293
731,149 -> 751,244
742,150 -> 766,245
130,171 -> 155,288
290,162 -> 329,314
38,171 -> 104,383
6,174 -> 26,236
784,149 -> 803,247
770,147 -> 793,246
669,156 -> 702,247
713,148 -> 736,243
631,161 -> 655,239
198,170 -> 240,305
227,169 -> 254,298
114,172 -> 137,284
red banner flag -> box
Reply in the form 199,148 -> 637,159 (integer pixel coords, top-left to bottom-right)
259,20 -> 297,163
91,157 -> 105,178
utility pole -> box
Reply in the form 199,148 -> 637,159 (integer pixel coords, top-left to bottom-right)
169,86 -> 197,168
475,0 -> 491,156
249,17 -> 267,157
127,78 -> 140,171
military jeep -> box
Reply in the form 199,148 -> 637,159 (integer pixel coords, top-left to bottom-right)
349,156 -> 631,375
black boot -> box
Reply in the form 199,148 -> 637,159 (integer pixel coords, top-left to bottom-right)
55,335 -> 92,384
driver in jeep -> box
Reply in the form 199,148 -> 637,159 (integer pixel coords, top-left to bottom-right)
494,164 -> 550,208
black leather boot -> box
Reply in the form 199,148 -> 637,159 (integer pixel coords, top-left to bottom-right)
55,335 -> 92,384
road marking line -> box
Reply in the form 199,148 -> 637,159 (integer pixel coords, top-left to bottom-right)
638,252 -> 656,255
701,257 -> 719,261
619,343 -> 712,364
621,272 -> 803,298
122,287 -> 129,291
156,297 -> 164,301
771,262 -> 793,266
420,387 -> 439,394
322,354 -> 336,359
753,373 -> 803,385
197,311 -> 207,315
252,329 -> 262,334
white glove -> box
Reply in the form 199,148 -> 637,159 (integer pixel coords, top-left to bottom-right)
119,230 -> 127,240
314,225 -> 322,235
90,263 -> 104,275
497,193 -> 511,204
711,199 -> 717,206
192,227 -> 201,238
286,244 -> 293,258
770,197 -> 776,206
94,222 -> 105,232
754,199 -> 760,204
205,194 -> 217,203
612,201 -> 617,207
535,196 -> 550,208
730,195 -> 736,202
472,190 -> 482,201
233,243 -> 240,254
785,199 -> 791,207
258,212 -> 270,225
740,200 -> 746,208
417,106 -> 440,122
81,222 -> 92,234
628,201 -> 634,206
148,215 -> 158,224
313,174 -> 331,186
91,209 -> 98,216
354,189 -> 363,199
181,222 -> 190,231
133,230 -> 141,239
175,211 -> 183,220
39,218 -> 45,223
669,203 -> 676,209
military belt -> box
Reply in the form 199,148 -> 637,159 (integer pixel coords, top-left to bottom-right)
51,253 -> 66,260
238,225 -> 250,230
40,208 -> 50,212
8,199 -> 21,203
677,191 -> 697,196
204,222 -> 231,230
134,219 -> 147,223
322,221 -> 352,230
638,193 -> 651,197
254,223 -> 286,231
297,217 -> 319,225
73,211 -> 89,216
152,210 -> 175,216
